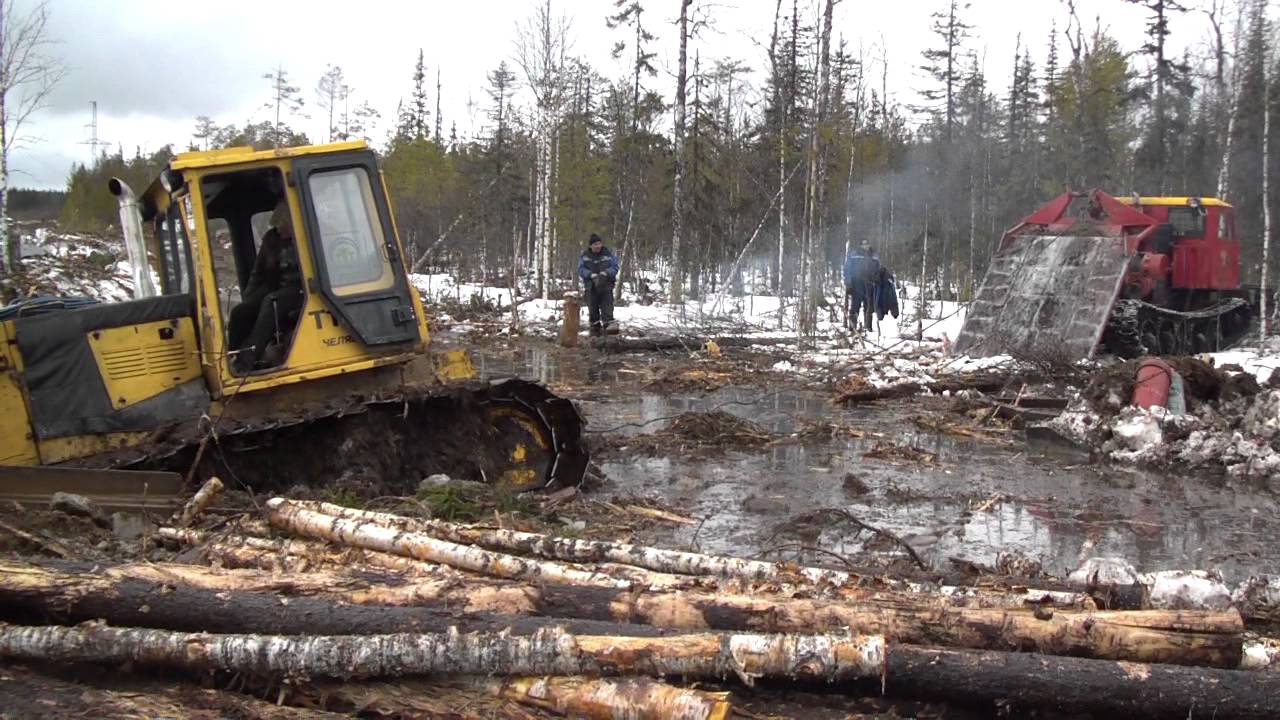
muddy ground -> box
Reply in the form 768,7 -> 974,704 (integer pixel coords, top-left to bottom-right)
2,329 -> 1279,718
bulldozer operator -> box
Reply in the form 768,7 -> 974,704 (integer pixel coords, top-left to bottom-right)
227,199 -> 304,372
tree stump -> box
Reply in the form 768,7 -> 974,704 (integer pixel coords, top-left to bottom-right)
560,292 -> 581,347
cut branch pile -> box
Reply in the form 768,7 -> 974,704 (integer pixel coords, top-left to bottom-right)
4,498 -> 1278,719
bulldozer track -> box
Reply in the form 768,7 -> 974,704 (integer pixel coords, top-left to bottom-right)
1104,297 -> 1253,358
71,379 -> 588,495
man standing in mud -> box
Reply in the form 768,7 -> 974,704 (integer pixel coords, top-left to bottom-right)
843,240 -> 881,332
578,233 -> 618,337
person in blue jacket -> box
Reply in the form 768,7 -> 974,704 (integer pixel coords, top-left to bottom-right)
577,233 -> 618,336
843,240 -> 881,332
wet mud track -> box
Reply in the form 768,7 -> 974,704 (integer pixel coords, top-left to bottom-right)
482,342 -> 1280,585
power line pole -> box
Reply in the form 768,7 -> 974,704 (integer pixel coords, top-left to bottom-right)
79,101 -> 109,159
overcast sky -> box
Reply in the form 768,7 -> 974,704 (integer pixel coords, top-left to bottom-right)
11,0 -> 1216,190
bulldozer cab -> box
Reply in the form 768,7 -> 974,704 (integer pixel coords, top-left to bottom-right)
148,141 -> 429,398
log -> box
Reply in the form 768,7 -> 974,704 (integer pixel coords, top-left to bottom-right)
887,645 -> 1279,719
0,558 -> 1240,666
0,622 -> 887,684
0,559 -> 669,639
602,335 -> 799,353
176,476 -> 223,527
283,499 -> 1094,610
2,555 -> 1236,667
833,373 -> 1011,404
265,499 -> 692,590
158,527 -> 465,579
487,676 -> 731,720
164,525 -> 702,591
526,583 -> 1242,668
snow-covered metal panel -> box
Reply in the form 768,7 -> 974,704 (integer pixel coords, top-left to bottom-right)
954,234 -> 1129,362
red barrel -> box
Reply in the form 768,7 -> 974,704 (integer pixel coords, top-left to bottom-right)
1132,357 -> 1173,409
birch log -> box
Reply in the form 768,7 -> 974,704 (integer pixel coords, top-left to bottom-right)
527,583 -> 1241,668
266,499 -> 690,589
0,623 -> 887,684
175,476 -> 224,527
0,559 -> 671,639
488,676 -> 731,720
0,558 -> 1237,666
282,499 -> 1092,609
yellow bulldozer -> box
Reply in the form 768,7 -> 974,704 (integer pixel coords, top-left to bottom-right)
0,141 -> 586,502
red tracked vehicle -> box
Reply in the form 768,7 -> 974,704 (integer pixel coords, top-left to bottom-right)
955,190 -> 1257,361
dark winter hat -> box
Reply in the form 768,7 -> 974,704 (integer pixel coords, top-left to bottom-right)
589,233 -> 603,246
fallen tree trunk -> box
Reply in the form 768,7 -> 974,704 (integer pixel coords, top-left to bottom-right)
158,527 -> 466,579
888,645 -> 1278,719
289,676 -> 730,720
527,583 -> 1241,668
833,373 -> 1011,404
265,500 -> 691,590
487,676 -> 731,720
602,335 -> 799,353
0,623 -> 887,683
0,559 -> 669,639
164,525 -> 701,592
282,499 -> 1092,609
5,557 -> 1236,667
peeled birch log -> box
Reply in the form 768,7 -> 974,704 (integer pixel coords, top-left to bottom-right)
487,676 -> 731,720
283,499 -> 1092,609
175,476 -> 223,527
0,622 -> 887,684
266,499 -> 687,589
0,559 -> 669,639
888,645 -> 1280,719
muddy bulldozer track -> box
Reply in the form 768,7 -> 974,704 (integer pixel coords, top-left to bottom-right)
1104,297 -> 1254,358
65,379 -> 588,497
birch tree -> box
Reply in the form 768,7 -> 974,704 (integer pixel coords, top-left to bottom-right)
515,0 -> 571,298
316,64 -> 346,143
0,0 -> 62,273
670,0 -> 692,305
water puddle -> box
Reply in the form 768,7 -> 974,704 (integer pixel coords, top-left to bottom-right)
478,346 -> 1280,583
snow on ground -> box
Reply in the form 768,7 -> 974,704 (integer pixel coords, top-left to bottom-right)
2,224 -> 136,304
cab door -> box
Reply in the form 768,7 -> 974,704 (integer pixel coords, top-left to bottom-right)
292,151 -> 421,347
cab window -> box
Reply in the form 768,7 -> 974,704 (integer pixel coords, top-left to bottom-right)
306,167 -> 395,296
155,202 -> 193,294
1167,207 -> 1206,238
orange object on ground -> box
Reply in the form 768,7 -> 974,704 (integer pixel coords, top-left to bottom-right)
1132,357 -> 1173,409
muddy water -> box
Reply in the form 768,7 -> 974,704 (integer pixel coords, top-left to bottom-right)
478,344 -> 1280,584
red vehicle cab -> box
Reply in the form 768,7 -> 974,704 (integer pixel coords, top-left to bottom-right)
1116,196 -> 1241,298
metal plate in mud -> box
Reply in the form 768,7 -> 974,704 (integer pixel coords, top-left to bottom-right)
955,235 -> 1128,361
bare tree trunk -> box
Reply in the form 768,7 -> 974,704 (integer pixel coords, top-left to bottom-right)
670,0 -> 692,305
1263,39 -> 1273,339
1217,1 -> 1246,198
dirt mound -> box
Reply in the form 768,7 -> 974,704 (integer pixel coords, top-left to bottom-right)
1083,356 -> 1263,414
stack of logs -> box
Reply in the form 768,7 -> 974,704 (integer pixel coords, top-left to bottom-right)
1,490 -> 1277,718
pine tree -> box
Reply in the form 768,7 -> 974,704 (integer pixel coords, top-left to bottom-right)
262,65 -> 306,149
316,64 -> 347,143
